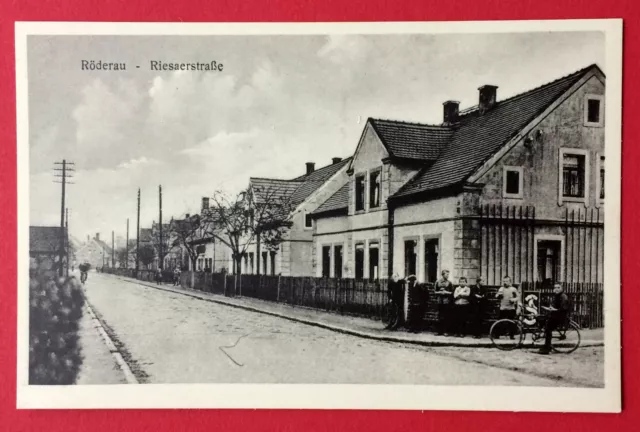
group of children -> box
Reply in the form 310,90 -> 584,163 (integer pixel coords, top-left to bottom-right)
434,270 -> 520,338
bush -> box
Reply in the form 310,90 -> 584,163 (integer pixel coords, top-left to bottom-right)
29,259 -> 85,385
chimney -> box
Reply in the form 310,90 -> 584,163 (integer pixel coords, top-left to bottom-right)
185,213 -> 190,219
443,100 -> 460,124
332,157 -> 342,164
202,197 -> 210,211
306,162 -> 315,175
86,235 -> 90,242
478,85 -> 498,113
95,233 -> 100,241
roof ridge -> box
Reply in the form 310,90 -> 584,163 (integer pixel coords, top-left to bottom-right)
250,176 -> 304,183
288,156 -> 352,181
458,63 -> 597,118
371,117 -> 452,129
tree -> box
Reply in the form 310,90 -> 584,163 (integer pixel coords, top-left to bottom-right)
115,247 -> 128,268
138,244 -> 156,269
202,186 -> 294,276
151,222 -> 171,269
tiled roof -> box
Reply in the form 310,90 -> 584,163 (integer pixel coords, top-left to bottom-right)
312,183 -> 349,216
250,157 -> 351,206
250,178 -> 303,204
393,64 -> 599,198
369,119 -> 453,161
289,157 -> 351,204
30,226 -> 64,253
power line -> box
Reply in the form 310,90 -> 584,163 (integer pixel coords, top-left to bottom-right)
53,160 -> 74,277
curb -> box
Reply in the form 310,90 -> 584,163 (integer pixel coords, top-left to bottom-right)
116,276 -> 604,349
85,300 -> 139,384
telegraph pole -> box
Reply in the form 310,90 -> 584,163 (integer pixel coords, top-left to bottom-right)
54,160 -> 74,277
111,230 -> 115,268
136,188 -> 140,274
126,218 -> 129,269
159,185 -> 163,270
65,208 -> 69,275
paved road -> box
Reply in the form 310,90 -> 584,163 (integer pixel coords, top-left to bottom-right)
83,272 -> 567,386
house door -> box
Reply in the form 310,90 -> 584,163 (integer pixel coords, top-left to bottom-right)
404,240 -> 417,277
424,239 -> 439,283
537,240 -> 561,283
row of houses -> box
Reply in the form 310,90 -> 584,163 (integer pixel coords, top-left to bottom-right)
119,63 -> 608,287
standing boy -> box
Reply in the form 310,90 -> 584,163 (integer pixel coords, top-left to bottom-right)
453,277 -> 471,337
434,269 -> 454,335
495,276 -> 520,338
539,282 -> 571,354
469,277 -> 487,338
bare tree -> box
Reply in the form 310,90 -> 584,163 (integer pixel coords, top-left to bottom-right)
202,186 -> 294,276
115,247 -> 128,268
151,222 -> 171,269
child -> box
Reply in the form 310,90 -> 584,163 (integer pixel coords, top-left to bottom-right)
453,277 -> 471,337
434,270 -> 454,335
495,276 -> 520,338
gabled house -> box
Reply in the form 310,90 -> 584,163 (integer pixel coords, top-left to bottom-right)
75,232 -> 112,269
312,64 -> 606,286
238,157 -> 352,276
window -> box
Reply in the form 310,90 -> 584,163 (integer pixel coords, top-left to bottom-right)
599,155 -> 605,200
333,245 -> 343,279
305,212 -> 313,229
355,243 -> 365,279
262,252 -> 268,274
562,153 -> 586,198
584,94 -> 604,127
503,166 -> 523,199
321,246 -> 331,278
404,240 -> 417,277
369,171 -> 381,208
355,175 -> 366,211
248,252 -> 254,274
424,239 -> 439,283
269,251 -> 276,275
368,243 -> 379,280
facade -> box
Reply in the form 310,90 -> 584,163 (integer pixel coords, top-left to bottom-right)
237,158 -> 352,276
312,64 -> 605,286
74,232 -> 112,270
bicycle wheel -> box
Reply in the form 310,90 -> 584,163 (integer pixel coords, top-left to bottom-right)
382,302 -> 400,330
489,319 -> 523,351
551,321 -> 581,354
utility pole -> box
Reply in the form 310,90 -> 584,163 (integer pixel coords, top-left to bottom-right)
159,185 -> 163,270
136,188 -> 140,274
126,218 -> 129,269
54,160 -> 74,277
65,208 -> 69,275
112,230 -> 115,268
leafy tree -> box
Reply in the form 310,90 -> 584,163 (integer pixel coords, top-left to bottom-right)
138,244 -> 156,269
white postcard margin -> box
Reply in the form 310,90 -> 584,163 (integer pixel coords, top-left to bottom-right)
15,19 -> 623,412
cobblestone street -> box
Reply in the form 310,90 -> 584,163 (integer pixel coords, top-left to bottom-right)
83,273 -> 581,386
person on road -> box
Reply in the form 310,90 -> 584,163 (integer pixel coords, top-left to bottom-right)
434,269 -> 454,336
453,276 -> 471,337
155,267 -> 163,285
495,276 -> 520,338
173,267 -> 182,286
539,282 -> 571,355
469,277 -> 487,338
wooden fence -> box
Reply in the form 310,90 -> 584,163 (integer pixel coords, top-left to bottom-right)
100,268 -> 604,329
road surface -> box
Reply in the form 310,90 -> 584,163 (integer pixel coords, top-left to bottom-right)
82,272 -> 568,386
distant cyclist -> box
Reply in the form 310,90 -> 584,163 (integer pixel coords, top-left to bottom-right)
78,262 -> 90,284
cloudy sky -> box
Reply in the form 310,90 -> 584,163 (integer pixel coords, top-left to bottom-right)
27,31 -> 605,241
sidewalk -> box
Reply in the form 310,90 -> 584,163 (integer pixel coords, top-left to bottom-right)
116,275 -> 604,349
76,305 -> 128,385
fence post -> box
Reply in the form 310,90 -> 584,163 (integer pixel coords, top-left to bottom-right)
276,275 -> 281,302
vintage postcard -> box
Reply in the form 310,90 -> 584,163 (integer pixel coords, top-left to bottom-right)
16,19 -> 622,412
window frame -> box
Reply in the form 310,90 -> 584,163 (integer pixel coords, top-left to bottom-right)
502,165 -> 524,199
303,210 -> 313,230
596,153 -> 605,206
368,169 -> 382,209
558,148 -> 590,206
368,242 -> 380,280
321,245 -> 332,278
354,242 -> 365,280
584,94 -> 605,127
354,173 -> 366,212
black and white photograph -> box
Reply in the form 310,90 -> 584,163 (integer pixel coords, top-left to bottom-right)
17,20 -> 622,412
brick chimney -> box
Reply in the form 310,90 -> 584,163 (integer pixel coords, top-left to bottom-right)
306,162 -> 315,175
185,213 -> 190,219
478,85 -> 498,113
202,197 -> 209,211
332,157 -> 342,164
443,100 -> 460,124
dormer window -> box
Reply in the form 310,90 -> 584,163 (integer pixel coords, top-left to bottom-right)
584,94 -> 604,127
355,174 -> 366,211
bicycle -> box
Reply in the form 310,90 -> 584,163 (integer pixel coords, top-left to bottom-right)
489,310 -> 581,353
382,278 -> 409,330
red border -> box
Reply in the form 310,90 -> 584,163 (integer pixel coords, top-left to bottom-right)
0,0 -> 637,430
